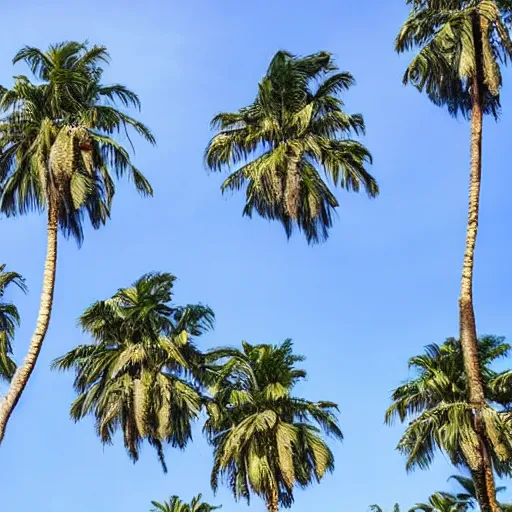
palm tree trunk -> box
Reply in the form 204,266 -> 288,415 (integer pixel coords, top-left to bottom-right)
285,151 -> 301,219
266,489 -> 279,512
458,13 -> 500,512
0,199 -> 58,443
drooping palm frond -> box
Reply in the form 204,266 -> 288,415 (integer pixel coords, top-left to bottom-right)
205,340 -> 342,510
410,491 -> 472,512
53,272 -> 216,471
206,50 -> 377,244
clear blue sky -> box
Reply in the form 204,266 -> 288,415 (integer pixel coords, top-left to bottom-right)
2,0 -> 512,510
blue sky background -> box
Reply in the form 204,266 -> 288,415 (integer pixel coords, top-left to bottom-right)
1,0 -> 512,510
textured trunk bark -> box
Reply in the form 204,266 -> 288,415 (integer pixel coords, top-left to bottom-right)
471,466 -> 490,512
285,151 -> 301,219
266,489 -> 279,512
458,13 -> 500,512
0,199 -> 58,444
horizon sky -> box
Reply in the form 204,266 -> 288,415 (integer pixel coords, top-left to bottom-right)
2,1 -> 512,511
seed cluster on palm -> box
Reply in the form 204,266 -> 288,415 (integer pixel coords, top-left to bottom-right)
206,50 -> 378,244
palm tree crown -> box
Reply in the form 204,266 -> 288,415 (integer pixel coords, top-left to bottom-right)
396,0 -> 512,118
205,339 -> 343,512
0,41 -> 155,243
385,336 -> 512,473
53,272 -> 215,471
0,265 -> 26,381
205,50 -> 378,243
151,494 -> 220,512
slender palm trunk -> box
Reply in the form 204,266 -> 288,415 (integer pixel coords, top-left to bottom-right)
0,199 -> 58,443
285,151 -> 301,219
266,489 -> 279,512
458,14 -> 500,512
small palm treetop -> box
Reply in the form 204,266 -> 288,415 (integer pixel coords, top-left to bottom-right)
0,265 -> 27,382
206,339 -> 342,511
206,50 -> 378,244
0,41 -> 155,243
151,493 -> 221,512
396,0 -> 512,118
53,272 -> 215,471
410,491 -> 472,512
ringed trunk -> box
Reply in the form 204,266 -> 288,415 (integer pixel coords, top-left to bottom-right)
0,199 -> 59,443
458,13 -> 500,512
266,489 -> 279,512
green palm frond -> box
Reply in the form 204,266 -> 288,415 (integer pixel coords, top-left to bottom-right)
206,50 -> 377,244
0,264 -> 26,382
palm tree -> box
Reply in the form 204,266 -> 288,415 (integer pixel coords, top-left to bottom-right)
396,3 -> 512,510
0,265 -> 27,382
151,494 -> 220,512
205,339 -> 343,512
410,492 -> 472,512
205,50 -> 378,244
385,336 -> 512,512
0,41 -> 155,442
53,272 -> 214,471
370,504 -> 402,512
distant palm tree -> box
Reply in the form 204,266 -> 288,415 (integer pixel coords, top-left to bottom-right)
0,265 -> 27,382
370,503 -> 402,512
0,41 -> 155,442
449,475 -> 512,512
396,3 -> 512,510
205,340 -> 343,512
386,336 -> 512,511
410,492 -> 471,512
205,50 -> 378,243
151,494 -> 220,512
53,272 -> 214,471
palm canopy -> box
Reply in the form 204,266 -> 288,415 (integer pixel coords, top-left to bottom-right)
205,50 -> 378,244
370,503 -> 402,512
205,339 -> 343,510
396,0 -> 512,117
0,41 -> 155,243
0,264 -> 27,382
53,272 -> 215,471
410,491 -> 472,512
385,336 -> 512,474
151,494 -> 220,512
449,474 -> 512,510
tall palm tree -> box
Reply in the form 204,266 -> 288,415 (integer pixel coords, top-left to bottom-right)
205,50 -> 378,243
410,492 -> 472,512
0,41 -> 155,442
54,272 -> 215,471
151,494 -> 220,512
0,265 -> 27,382
385,336 -> 512,512
205,340 -> 343,512
396,3 -> 512,510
